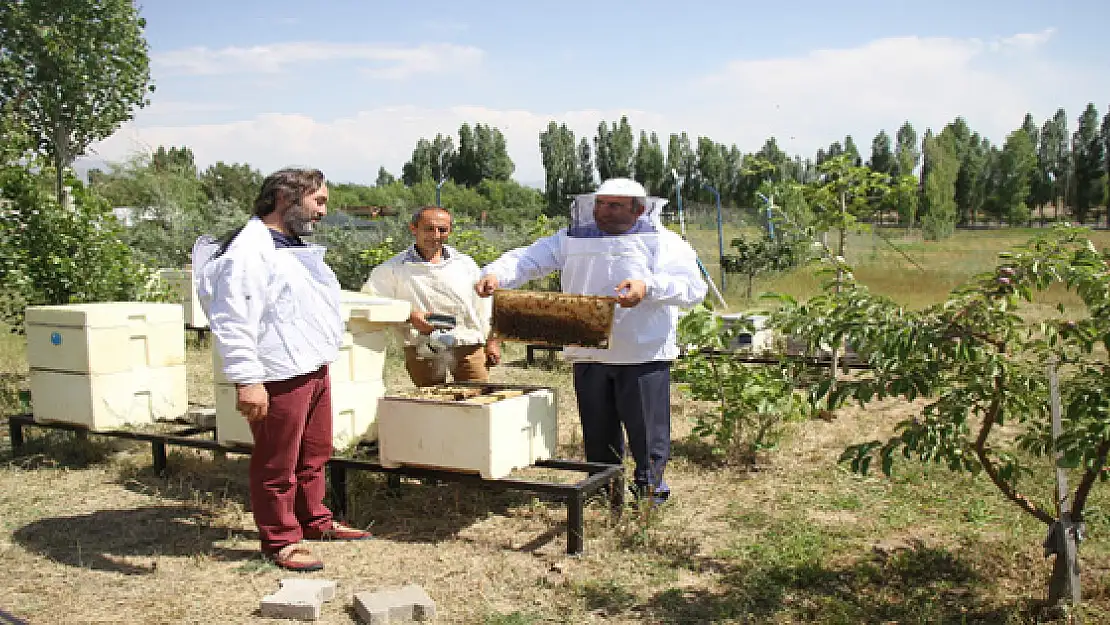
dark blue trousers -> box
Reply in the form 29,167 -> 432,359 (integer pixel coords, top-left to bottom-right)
572,361 -> 672,498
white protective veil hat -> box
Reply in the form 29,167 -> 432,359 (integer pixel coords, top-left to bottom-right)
595,178 -> 647,198
569,178 -> 667,236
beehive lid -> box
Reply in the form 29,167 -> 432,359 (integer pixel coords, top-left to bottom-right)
491,289 -> 615,348
24,302 -> 185,328
341,291 -> 411,323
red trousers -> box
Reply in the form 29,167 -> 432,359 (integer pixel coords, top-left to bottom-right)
248,365 -> 334,553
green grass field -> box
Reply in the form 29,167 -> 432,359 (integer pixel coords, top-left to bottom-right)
683,225 -> 1110,313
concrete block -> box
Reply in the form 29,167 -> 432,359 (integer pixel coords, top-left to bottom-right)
260,578 -> 338,622
353,584 -> 436,624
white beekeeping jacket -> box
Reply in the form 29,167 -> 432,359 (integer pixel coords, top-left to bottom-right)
361,244 -> 491,347
192,218 -> 344,384
483,194 -> 707,364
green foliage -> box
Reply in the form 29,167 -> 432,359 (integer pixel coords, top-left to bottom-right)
0,165 -> 159,326
1072,103 -> 1106,224
771,225 -> 1110,538
921,130 -> 959,240
199,161 -> 264,213
675,305 -> 807,464
721,235 -> 802,298
88,152 -> 245,269
0,0 -> 154,196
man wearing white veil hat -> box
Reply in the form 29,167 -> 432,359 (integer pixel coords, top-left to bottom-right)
476,178 -> 707,504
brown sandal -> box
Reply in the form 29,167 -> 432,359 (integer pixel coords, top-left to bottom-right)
268,544 -> 324,572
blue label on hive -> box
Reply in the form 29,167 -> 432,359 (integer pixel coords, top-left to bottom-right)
50,332 -> 62,345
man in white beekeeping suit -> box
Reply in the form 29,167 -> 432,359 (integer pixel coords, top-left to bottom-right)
475,178 -> 708,504
362,205 -> 500,386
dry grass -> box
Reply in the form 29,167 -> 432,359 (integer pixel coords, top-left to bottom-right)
2,338 -> 1110,624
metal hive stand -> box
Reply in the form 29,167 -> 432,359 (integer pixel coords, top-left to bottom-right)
4,413 -> 623,555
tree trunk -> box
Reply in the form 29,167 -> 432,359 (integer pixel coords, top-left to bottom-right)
1047,361 -> 1082,607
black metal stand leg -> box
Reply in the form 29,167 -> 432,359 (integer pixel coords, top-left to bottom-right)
329,464 -> 348,518
152,441 -> 168,475
387,474 -> 402,492
567,492 -> 584,555
9,420 -> 25,454
74,430 -> 88,442
610,472 -> 625,520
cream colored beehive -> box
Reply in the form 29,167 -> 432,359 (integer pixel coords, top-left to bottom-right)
215,379 -> 387,449
157,268 -> 208,328
377,387 -> 558,479
25,302 -> 188,428
212,292 -> 410,447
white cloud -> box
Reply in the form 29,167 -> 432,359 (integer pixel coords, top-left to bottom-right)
84,30 -> 1108,188
680,29 -> 1089,158
153,42 -> 484,79
85,105 -> 666,185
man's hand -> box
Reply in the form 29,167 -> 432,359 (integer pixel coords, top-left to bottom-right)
615,279 -> 647,308
485,339 -> 502,366
410,310 -> 435,335
236,383 -> 269,422
475,274 -> 499,297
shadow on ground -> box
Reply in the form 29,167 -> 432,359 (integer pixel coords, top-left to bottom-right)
12,505 -> 256,575
342,471 -> 557,550
629,542 -> 1033,624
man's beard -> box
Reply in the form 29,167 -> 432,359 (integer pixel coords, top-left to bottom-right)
284,202 -> 315,237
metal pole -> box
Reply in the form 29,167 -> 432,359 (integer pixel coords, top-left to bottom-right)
705,183 -> 726,290
672,169 -> 687,237
436,178 -> 446,207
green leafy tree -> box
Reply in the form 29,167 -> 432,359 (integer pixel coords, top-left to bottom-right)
666,132 -> 697,203
375,166 -> 395,187
843,135 -> 862,167
1040,108 -> 1071,220
594,116 -> 634,181
675,305 -> 806,463
152,145 -> 196,177
773,226 -> 1110,607
920,130 -> 959,240
996,127 -> 1037,225
0,166 -> 157,325
721,235 -> 801,298
575,137 -> 595,193
1071,103 -> 1106,224
199,161 -> 263,213
894,121 -> 920,178
0,0 -> 155,200
539,121 -> 579,216
632,130 -> 665,196
868,130 -> 894,174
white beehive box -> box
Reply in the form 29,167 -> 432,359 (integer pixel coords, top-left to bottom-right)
25,302 -> 188,428
720,313 -> 776,354
214,380 -> 386,449
157,268 -> 208,328
212,292 -> 410,447
26,302 -> 186,374
377,387 -> 558,479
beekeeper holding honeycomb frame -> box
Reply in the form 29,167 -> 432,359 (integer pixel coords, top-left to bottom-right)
476,178 -> 707,505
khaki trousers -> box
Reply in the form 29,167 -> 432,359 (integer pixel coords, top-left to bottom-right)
403,344 -> 489,387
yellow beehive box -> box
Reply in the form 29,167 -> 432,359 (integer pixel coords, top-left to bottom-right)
29,366 -> 188,428
25,302 -> 186,374
377,386 -> 557,479
214,379 -> 386,449
157,268 -> 208,328
340,290 -> 411,332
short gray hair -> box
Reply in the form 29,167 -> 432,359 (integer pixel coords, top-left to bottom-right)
410,205 -> 452,227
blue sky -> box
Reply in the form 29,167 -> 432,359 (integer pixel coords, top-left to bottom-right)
84,0 -> 1110,186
